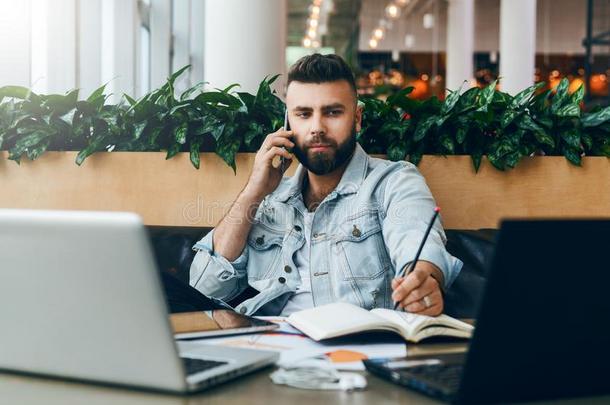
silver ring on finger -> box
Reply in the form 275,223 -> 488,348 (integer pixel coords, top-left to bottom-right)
422,295 -> 432,308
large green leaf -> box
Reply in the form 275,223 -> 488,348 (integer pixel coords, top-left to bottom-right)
563,146 -> 582,166
215,136 -> 241,173
386,86 -> 414,109
550,78 -> 570,114
189,139 -> 201,169
582,106 -> 610,127
570,84 -> 585,105
413,116 -> 436,141
555,103 -> 581,118
509,82 -> 544,109
560,129 -> 581,149
86,83 -> 107,103
167,65 -> 191,87
440,83 -> 463,115
476,80 -> 498,112
0,86 -> 32,102
195,91 -> 242,109
44,89 -> 79,116
454,87 -> 479,113
387,142 -> 407,161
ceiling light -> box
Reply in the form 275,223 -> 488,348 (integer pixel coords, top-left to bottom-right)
373,27 -> 385,40
404,34 -> 415,48
423,13 -> 434,29
369,38 -> 379,49
395,0 -> 410,6
308,28 -> 317,39
303,37 -> 312,48
385,4 -> 401,19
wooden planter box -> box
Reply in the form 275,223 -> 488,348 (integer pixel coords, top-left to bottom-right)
1,151 -> 609,229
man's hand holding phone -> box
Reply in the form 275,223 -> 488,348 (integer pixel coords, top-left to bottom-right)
243,127 -> 294,200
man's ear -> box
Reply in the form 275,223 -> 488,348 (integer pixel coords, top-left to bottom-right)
355,100 -> 363,133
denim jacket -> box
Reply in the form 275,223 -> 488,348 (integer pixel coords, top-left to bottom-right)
190,144 -> 462,316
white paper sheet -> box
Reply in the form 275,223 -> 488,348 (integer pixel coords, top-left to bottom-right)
187,331 -> 407,370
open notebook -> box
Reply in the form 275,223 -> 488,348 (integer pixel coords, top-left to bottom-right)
287,303 -> 474,343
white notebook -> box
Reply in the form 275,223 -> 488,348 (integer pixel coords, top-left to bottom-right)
287,302 -> 474,343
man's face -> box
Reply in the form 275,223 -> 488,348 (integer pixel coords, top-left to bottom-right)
285,80 -> 362,175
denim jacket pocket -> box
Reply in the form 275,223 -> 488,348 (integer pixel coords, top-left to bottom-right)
333,209 -> 392,281
247,223 -> 285,281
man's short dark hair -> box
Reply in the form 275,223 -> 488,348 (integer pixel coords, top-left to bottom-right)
287,53 -> 357,94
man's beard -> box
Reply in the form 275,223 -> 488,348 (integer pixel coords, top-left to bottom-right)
292,125 -> 357,175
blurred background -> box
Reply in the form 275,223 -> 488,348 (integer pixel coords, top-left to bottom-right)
0,0 -> 608,107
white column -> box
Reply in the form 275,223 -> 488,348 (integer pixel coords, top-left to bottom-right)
150,0 -> 171,89
172,0 -> 191,94
101,0 -> 137,102
31,0 -> 77,94
446,0 -> 474,92
499,0 -> 537,95
0,1 -> 31,87
190,0 -> 205,86
203,0 -> 287,94
77,0 -> 102,98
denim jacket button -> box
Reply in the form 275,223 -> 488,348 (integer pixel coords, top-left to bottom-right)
239,306 -> 247,314
278,277 -> 286,284
352,225 -> 362,237
284,265 -> 292,273
256,235 -> 265,245
294,225 -> 302,232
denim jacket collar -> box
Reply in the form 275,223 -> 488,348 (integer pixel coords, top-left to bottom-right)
274,143 -> 369,203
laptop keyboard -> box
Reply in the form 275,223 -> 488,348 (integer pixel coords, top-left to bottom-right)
405,363 -> 463,393
364,360 -> 464,401
181,357 -> 228,376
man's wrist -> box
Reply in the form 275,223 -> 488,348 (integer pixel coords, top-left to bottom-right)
241,184 -> 267,203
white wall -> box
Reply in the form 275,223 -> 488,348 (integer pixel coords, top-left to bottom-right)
0,1 -> 31,87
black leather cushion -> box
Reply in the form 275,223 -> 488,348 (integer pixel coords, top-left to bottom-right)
444,229 -> 498,318
147,226 -> 258,308
148,226 -> 498,317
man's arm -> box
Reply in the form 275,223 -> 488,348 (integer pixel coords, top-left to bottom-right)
380,163 -> 463,316
190,128 -> 295,300
213,128 -> 294,260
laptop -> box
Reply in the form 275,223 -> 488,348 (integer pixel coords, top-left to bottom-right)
364,219 -> 610,404
0,209 -> 279,393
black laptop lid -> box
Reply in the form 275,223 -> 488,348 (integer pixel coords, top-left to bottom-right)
456,220 -> 610,404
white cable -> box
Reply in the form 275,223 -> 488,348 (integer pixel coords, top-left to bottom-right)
270,361 -> 367,391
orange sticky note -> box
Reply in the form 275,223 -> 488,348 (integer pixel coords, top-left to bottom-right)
326,350 -> 368,363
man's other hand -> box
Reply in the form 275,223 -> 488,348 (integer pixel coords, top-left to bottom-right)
391,261 -> 444,316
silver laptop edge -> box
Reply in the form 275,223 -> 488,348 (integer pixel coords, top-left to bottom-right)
0,209 -> 278,393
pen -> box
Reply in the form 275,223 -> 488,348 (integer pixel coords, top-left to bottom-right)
393,206 -> 441,310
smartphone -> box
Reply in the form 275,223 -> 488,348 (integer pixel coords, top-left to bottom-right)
274,109 -> 291,172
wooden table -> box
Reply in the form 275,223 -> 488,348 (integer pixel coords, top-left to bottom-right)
1,340 -> 609,405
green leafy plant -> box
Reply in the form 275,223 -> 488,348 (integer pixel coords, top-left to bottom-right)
0,66 -> 283,171
0,67 -> 609,172
359,79 -> 610,171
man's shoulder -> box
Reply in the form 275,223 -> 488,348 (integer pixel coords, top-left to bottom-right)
365,154 -> 421,181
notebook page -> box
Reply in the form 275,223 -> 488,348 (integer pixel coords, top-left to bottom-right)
288,303 -> 393,340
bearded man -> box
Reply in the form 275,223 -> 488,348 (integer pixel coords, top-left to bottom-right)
190,54 -> 462,317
